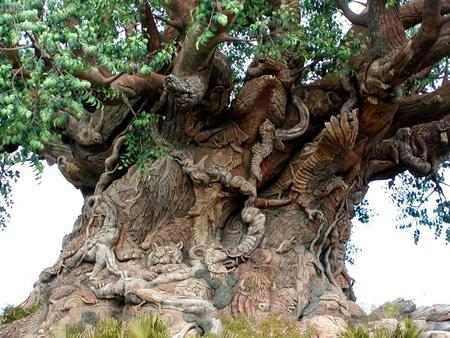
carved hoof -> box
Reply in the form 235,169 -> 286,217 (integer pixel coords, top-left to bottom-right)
142,270 -> 158,281
116,249 -> 143,262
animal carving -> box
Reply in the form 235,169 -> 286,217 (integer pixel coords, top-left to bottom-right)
289,110 -> 359,218
189,245 -> 230,278
146,241 -> 183,267
202,59 -> 293,148
226,207 -> 266,259
250,120 -> 275,181
63,110 -> 104,147
231,272 -> 273,320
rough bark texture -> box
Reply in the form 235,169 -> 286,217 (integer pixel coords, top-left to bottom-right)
1,0 -> 450,337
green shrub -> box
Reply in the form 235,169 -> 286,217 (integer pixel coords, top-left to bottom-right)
0,303 -> 41,324
383,303 -> 402,319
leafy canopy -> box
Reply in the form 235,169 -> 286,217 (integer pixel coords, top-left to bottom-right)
0,0 -> 448,243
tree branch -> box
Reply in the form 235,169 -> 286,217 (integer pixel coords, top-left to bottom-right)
414,20 -> 450,73
363,0 -> 446,97
161,0 -> 199,31
388,0 -> 446,85
391,82 -> 450,131
0,45 -> 33,51
153,14 -> 183,30
336,0 -> 368,26
141,2 -> 162,54
367,115 -> 450,182
166,2 -> 242,110
400,0 -> 450,29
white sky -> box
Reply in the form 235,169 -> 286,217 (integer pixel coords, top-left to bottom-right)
0,164 -> 449,313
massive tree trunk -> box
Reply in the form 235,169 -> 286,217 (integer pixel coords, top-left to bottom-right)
1,0 -> 449,337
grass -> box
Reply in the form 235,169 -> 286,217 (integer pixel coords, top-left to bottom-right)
52,314 -> 169,338
54,313 -> 316,338
46,308 -> 423,338
206,314 -> 315,338
338,318 -> 422,338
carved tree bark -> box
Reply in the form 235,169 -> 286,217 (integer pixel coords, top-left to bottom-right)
1,0 -> 450,337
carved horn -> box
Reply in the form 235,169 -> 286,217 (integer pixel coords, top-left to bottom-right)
239,279 -> 248,295
94,109 -> 104,133
189,245 -> 208,261
274,95 -> 309,141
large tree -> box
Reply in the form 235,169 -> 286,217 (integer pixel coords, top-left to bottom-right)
1,0 -> 449,336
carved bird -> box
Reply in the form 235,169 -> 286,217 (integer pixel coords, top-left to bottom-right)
289,110 -> 359,218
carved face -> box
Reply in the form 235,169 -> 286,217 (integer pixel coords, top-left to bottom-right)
77,128 -> 104,146
204,247 -> 228,265
146,242 -> 183,267
235,273 -> 273,319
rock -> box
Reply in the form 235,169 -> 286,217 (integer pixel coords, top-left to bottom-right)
317,292 -> 351,317
348,301 -> 366,319
420,331 -> 450,338
299,315 -> 348,338
366,318 -> 399,331
413,319 -> 428,331
426,321 -> 450,332
412,305 -> 450,322
370,298 -> 416,319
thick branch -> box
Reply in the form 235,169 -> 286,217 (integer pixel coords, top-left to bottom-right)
363,0 -> 445,97
166,3 -> 242,111
141,2 -> 161,53
367,0 -> 406,57
391,82 -> 450,131
161,0 -> 199,31
415,21 -> 450,72
400,0 -> 450,29
367,115 -> 450,182
110,73 -> 165,99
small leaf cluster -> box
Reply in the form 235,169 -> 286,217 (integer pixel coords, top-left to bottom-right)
0,150 -> 42,230
388,166 -> 450,244
193,0 -> 243,50
119,112 -> 169,178
353,198 -> 375,224
140,41 -> 179,75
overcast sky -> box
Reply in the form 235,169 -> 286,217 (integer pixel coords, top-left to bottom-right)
0,164 -> 449,313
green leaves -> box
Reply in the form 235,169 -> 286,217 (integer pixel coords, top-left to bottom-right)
142,41 -> 179,73
388,167 -> 450,244
119,112 -> 168,178
214,13 -> 228,27
0,151 -> 42,231
196,30 -> 215,50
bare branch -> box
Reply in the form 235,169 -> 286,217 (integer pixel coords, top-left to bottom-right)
414,20 -> 450,73
141,2 -> 161,53
391,82 -> 450,131
154,14 -> 183,30
0,45 -> 33,51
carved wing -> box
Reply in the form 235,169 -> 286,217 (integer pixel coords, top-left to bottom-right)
290,110 -> 358,201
